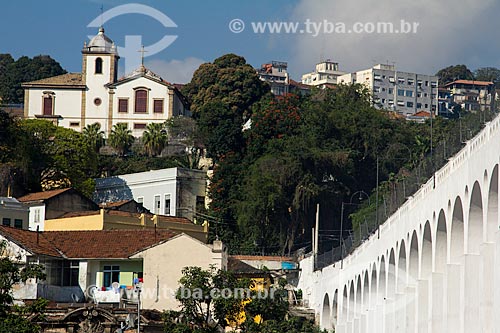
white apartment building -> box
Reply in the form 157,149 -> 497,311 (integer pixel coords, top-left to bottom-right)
338,64 -> 439,116
257,61 -> 290,96
301,60 -> 345,87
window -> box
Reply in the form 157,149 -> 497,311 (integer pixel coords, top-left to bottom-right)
164,194 -> 171,215
406,101 -> 414,108
135,89 -> 148,113
196,196 -> 206,214
388,88 -> 393,94
137,197 -> 144,204
95,57 -> 103,74
417,92 -> 422,98
118,99 -> 128,113
425,104 -> 429,108
34,209 -> 41,224
406,90 -> 413,97
398,89 -> 405,96
94,98 -> 102,106
153,99 -> 164,113
398,78 -> 405,84
417,103 -> 422,109
103,265 -> 120,287
154,195 -> 161,214
431,81 -> 438,87
397,100 -> 405,106
43,95 -> 53,115
62,260 -> 79,287
133,123 -> 147,130
2,218 -> 10,226
14,219 -> 22,229
425,81 -> 429,86
407,79 -> 414,85
70,122 -> 80,127
389,77 -> 395,83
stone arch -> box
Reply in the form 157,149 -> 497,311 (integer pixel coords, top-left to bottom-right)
379,255 -> 387,299
321,293 -> 331,329
355,275 -> 362,318
348,281 -> 355,321
397,239 -> 407,292
408,230 -> 419,283
450,196 -> 465,262
332,289 -> 338,328
341,285 -> 348,321
435,209 -> 447,272
487,164 -> 498,242
468,181 -> 483,254
362,270 -> 370,313
387,248 -> 396,298
371,262 -> 378,305
421,221 -> 432,278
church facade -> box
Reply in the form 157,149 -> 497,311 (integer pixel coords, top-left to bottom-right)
22,28 -> 189,137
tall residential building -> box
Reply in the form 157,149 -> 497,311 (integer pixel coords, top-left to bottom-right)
257,61 -> 290,96
301,60 -> 345,87
338,64 -> 439,116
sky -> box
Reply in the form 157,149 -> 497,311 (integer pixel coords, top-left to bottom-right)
2,0 -> 500,83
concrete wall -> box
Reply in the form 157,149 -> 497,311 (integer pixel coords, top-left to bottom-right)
298,113 -> 500,332
131,235 -> 226,311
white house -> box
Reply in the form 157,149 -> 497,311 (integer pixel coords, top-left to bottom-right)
94,167 -> 207,221
22,27 -> 189,137
301,60 -> 345,87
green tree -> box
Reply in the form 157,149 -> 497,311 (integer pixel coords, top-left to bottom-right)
183,53 -> 270,161
0,54 -> 66,104
474,67 -> 500,83
109,123 -> 135,157
83,122 -> 105,154
0,240 -> 48,333
142,122 -> 168,157
436,64 -> 473,85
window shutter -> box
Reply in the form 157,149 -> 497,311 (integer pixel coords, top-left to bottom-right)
43,97 -> 53,115
135,90 -> 147,113
154,99 -> 164,113
118,99 -> 128,113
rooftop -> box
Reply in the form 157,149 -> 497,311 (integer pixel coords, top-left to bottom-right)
0,226 -> 177,259
445,80 -> 494,87
17,188 -> 72,202
21,73 -> 85,88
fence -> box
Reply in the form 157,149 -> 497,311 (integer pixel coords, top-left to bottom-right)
314,110 -> 493,270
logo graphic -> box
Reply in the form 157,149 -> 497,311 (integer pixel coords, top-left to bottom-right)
88,3 -> 177,73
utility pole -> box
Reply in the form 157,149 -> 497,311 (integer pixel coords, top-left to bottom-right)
376,156 -> 379,239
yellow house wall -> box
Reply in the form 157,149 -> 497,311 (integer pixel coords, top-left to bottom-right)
44,214 -> 103,231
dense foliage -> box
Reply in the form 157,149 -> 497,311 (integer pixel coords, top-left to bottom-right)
0,54 -> 66,104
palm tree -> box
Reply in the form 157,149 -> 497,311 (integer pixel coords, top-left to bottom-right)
142,122 -> 168,157
82,123 -> 105,154
109,123 -> 134,157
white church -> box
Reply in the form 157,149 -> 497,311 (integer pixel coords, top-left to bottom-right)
22,27 -> 189,137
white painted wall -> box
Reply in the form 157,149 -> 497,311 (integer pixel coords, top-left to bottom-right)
26,203 -> 45,231
26,87 -> 83,129
131,234 -> 226,311
298,113 -> 500,332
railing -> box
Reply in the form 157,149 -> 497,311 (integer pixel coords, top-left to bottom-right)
314,110 -> 497,270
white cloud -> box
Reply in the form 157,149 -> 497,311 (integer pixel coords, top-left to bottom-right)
145,57 -> 205,84
290,0 -> 499,77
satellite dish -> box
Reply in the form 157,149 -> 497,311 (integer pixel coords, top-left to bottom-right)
71,293 -> 80,303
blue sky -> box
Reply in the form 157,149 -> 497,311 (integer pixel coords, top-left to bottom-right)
2,0 -> 500,83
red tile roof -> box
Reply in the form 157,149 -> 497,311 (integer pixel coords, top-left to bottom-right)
0,226 -> 61,257
0,227 -> 177,259
445,80 -> 494,87
17,188 -> 71,202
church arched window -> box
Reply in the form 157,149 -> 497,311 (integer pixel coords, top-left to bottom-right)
134,89 -> 148,113
95,57 -> 103,74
